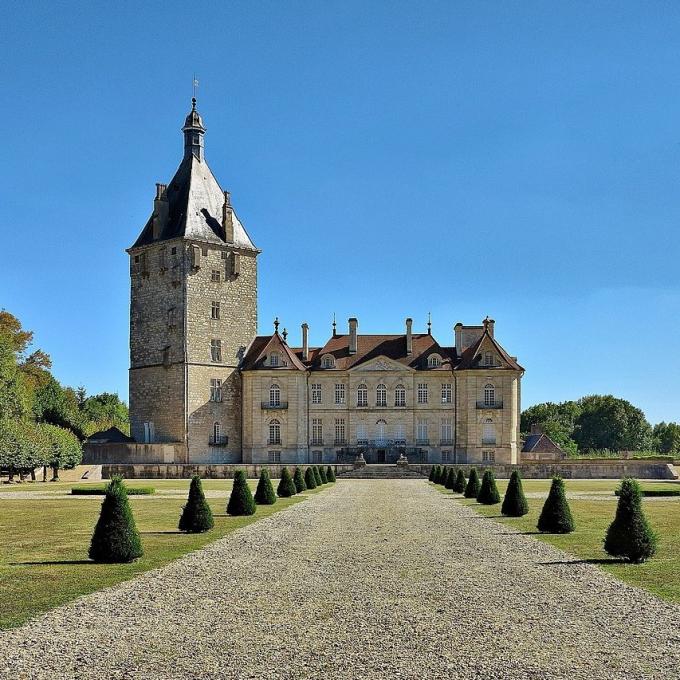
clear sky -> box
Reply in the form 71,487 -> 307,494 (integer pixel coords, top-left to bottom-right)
1,1 -> 679,424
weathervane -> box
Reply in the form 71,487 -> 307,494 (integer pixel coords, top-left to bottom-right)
427,312 -> 432,335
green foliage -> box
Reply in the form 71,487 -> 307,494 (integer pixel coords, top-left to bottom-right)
477,470 -> 501,504
293,466 -> 307,493
326,465 -> 336,483
501,470 -> 529,517
453,469 -> 466,493
537,477 -> 575,534
520,400 -> 580,455
428,466 -> 435,482
653,422 -> 680,454
304,466 -> 317,489
42,423 -> 82,472
32,376 -> 85,438
319,466 -> 328,484
72,486 -> 154,495
605,478 -> 658,562
79,392 -> 130,437
254,468 -> 277,505
0,332 -> 30,420
313,466 -> 322,486
464,468 -> 481,498
178,476 -> 214,532
88,477 -> 143,563
277,467 -> 297,497
227,470 -> 256,516
0,419 -> 51,471
432,465 -> 442,484
615,488 -> 680,497
444,467 -> 455,490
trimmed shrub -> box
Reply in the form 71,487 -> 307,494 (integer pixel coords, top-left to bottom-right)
319,466 -> 328,484
614,488 -> 680,497
313,466 -> 323,486
477,470 -> 501,504
88,477 -> 143,563
305,467 -> 317,489
277,467 -> 297,497
72,486 -> 155,495
326,465 -> 336,483
227,470 -> 256,516
179,475 -> 214,533
501,470 -> 529,517
432,465 -> 442,484
428,466 -> 436,482
604,478 -> 658,563
445,467 -> 455,490
453,469 -> 466,493
293,466 -> 307,493
537,477 -> 575,534
254,468 -> 277,505
464,468 -> 481,498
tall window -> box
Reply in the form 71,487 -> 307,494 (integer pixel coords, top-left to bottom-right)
211,269 -> 221,282
269,384 -> 281,407
441,383 -> 452,404
269,419 -> 281,445
334,383 -> 346,405
484,383 -> 496,406
417,419 -> 428,443
395,384 -> 406,407
334,418 -> 346,444
210,378 -> 222,402
311,383 -> 322,404
441,417 -> 452,443
483,418 -> 496,445
357,383 -> 368,407
375,419 -> 387,442
210,339 -> 222,362
159,247 -> 166,270
312,418 -> 323,444
269,352 -> 280,367
394,422 -> 405,443
212,422 -> 221,444
357,422 -> 368,444
312,451 -> 322,463
417,383 -> 428,404
268,450 -> 281,463
211,301 -> 220,319
376,384 -> 387,407
484,352 -> 494,366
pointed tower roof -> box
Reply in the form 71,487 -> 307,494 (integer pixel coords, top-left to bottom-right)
130,99 -> 258,252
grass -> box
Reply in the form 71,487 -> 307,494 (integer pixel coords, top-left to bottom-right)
0,479 -> 326,629
432,478 -> 680,604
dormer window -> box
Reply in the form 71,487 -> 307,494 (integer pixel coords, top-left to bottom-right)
484,352 -> 494,366
269,352 -> 280,367
428,354 -> 442,368
321,354 -> 335,369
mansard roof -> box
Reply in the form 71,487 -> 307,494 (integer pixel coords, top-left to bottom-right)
241,332 -> 307,371
456,327 -> 524,372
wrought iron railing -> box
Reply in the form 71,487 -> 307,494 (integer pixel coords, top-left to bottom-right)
476,400 -> 503,409
261,401 -> 288,409
209,435 -> 229,446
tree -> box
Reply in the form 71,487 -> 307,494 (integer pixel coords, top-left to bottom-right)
227,470 -> 256,516
277,467 -> 297,497
33,375 -> 85,438
520,400 -> 580,456
293,466 -> 307,493
433,465 -> 442,484
0,330 -> 30,420
89,477 -> 143,563
0,419 -> 50,480
477,470 -> 501,504
42,423 -> 82,480
653,422 -> 680,454
445,467 -> 455,490
326,465 -> 336,483
453,469 -> 466,493
254,468 -> 277,505
437,466 -> 447,485
305,467 -> 317,489
501,470 -> 529,517
604,478 -> 657,563
428,466 -> 435,482
537,477 -> 575,533
464,469 -> 481,498
319,466 -> 328,484
178,475 -> 214,532
313,466 -> 323,486
79,392 -> 130,437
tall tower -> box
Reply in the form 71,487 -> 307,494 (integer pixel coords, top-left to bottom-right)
127,99 -> 259,463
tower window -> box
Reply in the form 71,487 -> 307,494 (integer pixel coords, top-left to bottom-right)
211,269 -> 221,282
210,339 -> 222,362
484,383 -> 496,406
269,419 -> 281,445
269,384 -> 281,407
210,378 -> 222,402
171,247 -> 177,255
211,301 -> 220,320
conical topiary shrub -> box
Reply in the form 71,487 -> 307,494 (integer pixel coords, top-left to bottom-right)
433,465 -> 442,484
319,466 -> 328,484
277,467 -> 297,497
428,466 -> 436,482
254,468 -> 277,505
445,467 -> 455,490
313,466 -> 323,486
604,478 -> 658,563
477,469 -> 501,505
439,466 -> 448,484
178,475 -> 214,532
227,470 -> 256,516
464,468 -> 481,498
537,477 -> 575,533
89,477 -> 143,563
305,466 -> 317,489
453,469 -> 466,493
293,466 -> 307,493
501,470 -> 529,517
326,465 -> 336,483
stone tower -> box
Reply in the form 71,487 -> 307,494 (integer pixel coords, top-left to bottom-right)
127,99 -> 259,463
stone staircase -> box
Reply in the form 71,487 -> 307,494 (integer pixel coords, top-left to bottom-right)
336,464 -> 427,480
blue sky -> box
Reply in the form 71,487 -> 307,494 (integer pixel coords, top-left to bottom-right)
1,1 -> 679,424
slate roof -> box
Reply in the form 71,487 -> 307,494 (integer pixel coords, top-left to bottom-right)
241,332 -> 308,371
522,433 -> 564,455
85,427 -> 134,444
456,327 -> 524,371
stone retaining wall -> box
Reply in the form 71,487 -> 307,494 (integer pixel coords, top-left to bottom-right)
102,463 -> 356,479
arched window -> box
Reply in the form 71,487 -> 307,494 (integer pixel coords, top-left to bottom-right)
357,383 -> 368,407
484,383 -> 496,406
269,419 -> 281,445
483,418 -> 496,445
269,351 -> 280,367
428,354 -> 441,368
395,384 -> 406,407
376,383 -> 387,407
322,354 -> 335,369
375,419 -> 387,443
269,384 -> 281,407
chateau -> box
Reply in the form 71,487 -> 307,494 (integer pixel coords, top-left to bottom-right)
126,101 -> 524,466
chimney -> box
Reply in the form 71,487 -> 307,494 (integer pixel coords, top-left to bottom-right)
222,191 -> 234,242
301,323 -> 309,361
405,318 -> 413,355
530,423 -> 544,436
487,318 -> 495,338
152,183 -> 168,240
454,322 -> 463,353
348,317 -> 358,355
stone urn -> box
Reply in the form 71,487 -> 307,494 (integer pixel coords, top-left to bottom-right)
396,453 -> 409,468
354,452 -> 367,469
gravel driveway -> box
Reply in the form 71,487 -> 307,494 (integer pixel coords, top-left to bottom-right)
3,480 -> 679,679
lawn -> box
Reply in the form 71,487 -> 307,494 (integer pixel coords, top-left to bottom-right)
434,479 -> 680,604
0,479 -> 325,629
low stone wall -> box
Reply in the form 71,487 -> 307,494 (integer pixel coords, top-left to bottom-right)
84,443 -> 187,465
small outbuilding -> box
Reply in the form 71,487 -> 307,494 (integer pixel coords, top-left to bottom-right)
521,424 -> 567,462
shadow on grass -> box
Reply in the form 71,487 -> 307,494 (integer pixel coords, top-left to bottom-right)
140,531 -> 183,535
539,558 -> 626,566
10,559 -> 93,566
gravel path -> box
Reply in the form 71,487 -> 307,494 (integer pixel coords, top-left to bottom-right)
3,480 -> 679,679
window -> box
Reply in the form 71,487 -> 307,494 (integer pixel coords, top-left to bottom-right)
375,419 -> 387,442
312,418 -> 323,445
334,418 -> 346,444
357,422 -> 368,444
482,450 -> 495,463
441,383 -> 452,404
428,354 -> 441,368
482,418 -> 496,445
268,451 -> 281,463
357,383 -> 368,407
311,383 -> 322,404
268,419 -> 281,445
484,352 -> 494,366
143,421 -> 154,443
376,384 -> 387,407
167,307 -> 176,326
211,269 -> 221,282
269,352 -> 280,367
211,301 -> 220,320
312,450 -> 322,463
171,247 -> 177,255
442,450 -> 451,463
213,422 -> 221,442
417,419 -> 428,443
395,384 -> 406,407
441,417 -> 452,443
484,383 -> 496,406
210,378 -> 222,402
394,422 -> 405,444
269,384 -> 281,407
134,255 -> 140,264
210,339 -> 222,362
334,383 -> 345,405
322,355 -> 335,368
221,251 -> 228,260
417,383 -> 428,404
159,247 -> 167,270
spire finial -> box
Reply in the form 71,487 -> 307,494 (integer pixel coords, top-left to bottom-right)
282,328 -> 288,342
332,312 -> 337,337
274,317 -> 280,333
191,97 -> 196,111
427,312 -> 432,335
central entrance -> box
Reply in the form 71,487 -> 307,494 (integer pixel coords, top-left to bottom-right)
376,449 -> 387,463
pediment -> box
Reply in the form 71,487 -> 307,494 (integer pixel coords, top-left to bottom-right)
350,355 -> 413,372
